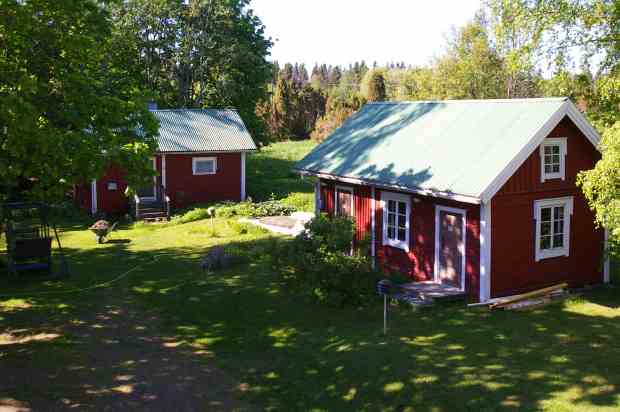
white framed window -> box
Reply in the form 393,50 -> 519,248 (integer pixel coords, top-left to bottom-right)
534,196 -> 573,261
192,157 -> 217,175
540,137 -> 567,182
381,191 -> 411,251
335,185 -> 354,217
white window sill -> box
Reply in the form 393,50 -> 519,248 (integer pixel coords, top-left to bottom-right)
383,239 -> 409,252
535,248 -> 569,262
193,172 -> 216,176
541,173 -> 564,182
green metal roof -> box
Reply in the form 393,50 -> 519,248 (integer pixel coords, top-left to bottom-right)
152,109 -> 257,153
295,98 -> 572,200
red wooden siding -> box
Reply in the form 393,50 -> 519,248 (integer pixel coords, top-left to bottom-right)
75,152 -> 243,214
491,116 -> 604,297
164,153 -> 242,207
319,179 -> 481,301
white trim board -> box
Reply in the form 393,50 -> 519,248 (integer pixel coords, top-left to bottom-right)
298,171 -> 480,205
434,205 -> 467,291
481,100 -> 601,203
91,179 -> 97,215
241,152 -> 246,200
479,200 -> 492,302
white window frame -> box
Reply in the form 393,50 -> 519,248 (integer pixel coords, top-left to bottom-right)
381,191 -> 411,252
335,185 -> 354,217
534,196 -> 573,261
192,157 -> 217,175
540,137 -> 567,182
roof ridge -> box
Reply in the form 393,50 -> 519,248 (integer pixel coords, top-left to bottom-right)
367,97 -> 568,105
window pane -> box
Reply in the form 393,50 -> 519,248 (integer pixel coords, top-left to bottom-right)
398,201 -> 406,215
552,154 -> 560,164
551,164 -> 560,173
389,226 -> 396,240
541,222 -> 551,236
553,220 -> 563,234
544,146 -> 552,155
388,200 -> 395,212
541,207 -> 551,221
552,146 -> 560,155
195,160 -> 215,173
388,213 -> 395,226
397,228 -> 406,241
544,155 -> 552,164
398,214 -> 406,228
540,235 -> 551,250
554,206 -> 564,220
544,165 -> 552,173
553,234 -> 564,248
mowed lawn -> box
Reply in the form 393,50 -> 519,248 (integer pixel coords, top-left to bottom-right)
1,141 -> 620,411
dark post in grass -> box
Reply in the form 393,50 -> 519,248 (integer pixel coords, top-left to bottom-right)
377,279 -> 392,335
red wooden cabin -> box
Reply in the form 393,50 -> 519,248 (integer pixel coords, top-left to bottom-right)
295,98 -> 608,302
75,108 -> 257,219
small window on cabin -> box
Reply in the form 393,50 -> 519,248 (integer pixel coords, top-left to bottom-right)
540,138 -> 567,182
534,197 -> 573,261
192,157 -> 217,175
382,191 -> 410,251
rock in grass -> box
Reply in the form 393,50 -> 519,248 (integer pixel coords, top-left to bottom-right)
201,246 -> 233,272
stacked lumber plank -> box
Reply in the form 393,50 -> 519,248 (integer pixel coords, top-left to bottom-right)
469,283 -> 569,311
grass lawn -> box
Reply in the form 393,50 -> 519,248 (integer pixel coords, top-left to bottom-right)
2,141 -> 620,411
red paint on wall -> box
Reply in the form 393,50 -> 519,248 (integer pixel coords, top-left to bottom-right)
75,152 -> 243,214
319,179 -> 481,301
491,116 -> 604,297
164,153 -> 242,207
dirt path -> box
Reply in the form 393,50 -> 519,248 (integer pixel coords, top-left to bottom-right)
0,288 -> 249,412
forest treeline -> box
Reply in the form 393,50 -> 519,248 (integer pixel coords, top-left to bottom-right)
259,2 -> 618,143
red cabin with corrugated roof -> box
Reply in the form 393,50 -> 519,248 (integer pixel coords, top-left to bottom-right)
295,98 -> 608,302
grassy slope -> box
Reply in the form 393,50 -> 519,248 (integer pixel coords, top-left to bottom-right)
246,140 -> 317,211
1,141 -> 620,411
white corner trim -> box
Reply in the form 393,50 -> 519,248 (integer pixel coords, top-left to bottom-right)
91,179 -> 97,215
540,137 -> 567,182
381,190 -> 411,252
481,100 -> 601,203
162,154 -> 167,189
479,200 -> 492,302
371,186 -> 376,264
334,185 -> 354,217
241,152 -> 246,200
192,156 -> 217,175
434,205 -> 467,291
533,196 -> 574,262
314,180 -> 321,216
604,229 -> 610,283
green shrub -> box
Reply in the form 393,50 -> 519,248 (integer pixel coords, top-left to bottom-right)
169,198 -> 296,225
247,199 -> 295,218
279,214 -> 382,307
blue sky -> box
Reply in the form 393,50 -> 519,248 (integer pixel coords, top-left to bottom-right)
251,0 -> 482,68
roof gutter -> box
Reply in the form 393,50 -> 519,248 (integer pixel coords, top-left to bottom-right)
295,168 -> 481,205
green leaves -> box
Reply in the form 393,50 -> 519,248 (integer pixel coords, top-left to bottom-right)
0,0 -> 157,201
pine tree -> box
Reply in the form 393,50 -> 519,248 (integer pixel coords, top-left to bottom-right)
362,69 -> 387,102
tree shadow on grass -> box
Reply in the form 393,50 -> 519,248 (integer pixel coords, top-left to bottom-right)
1,236 -> 619,411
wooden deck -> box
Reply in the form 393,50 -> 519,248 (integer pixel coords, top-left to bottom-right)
398,281 -> 467,302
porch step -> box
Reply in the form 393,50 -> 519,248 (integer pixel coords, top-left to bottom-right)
396,282 -> 468,306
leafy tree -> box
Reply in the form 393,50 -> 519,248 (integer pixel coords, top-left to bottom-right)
577,122 -> 620,256
114,0 -> 273,144
0,0 -> 158,201
361,69 -> 387,102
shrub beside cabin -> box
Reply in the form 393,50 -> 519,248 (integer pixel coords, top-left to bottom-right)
75,108 -> 257,219
295,98 -> 609,302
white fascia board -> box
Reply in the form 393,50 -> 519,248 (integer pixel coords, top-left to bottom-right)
296,170 -> 480,205
481,101 -> 601,203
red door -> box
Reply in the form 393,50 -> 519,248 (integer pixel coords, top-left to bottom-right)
438,210 -> 464,288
